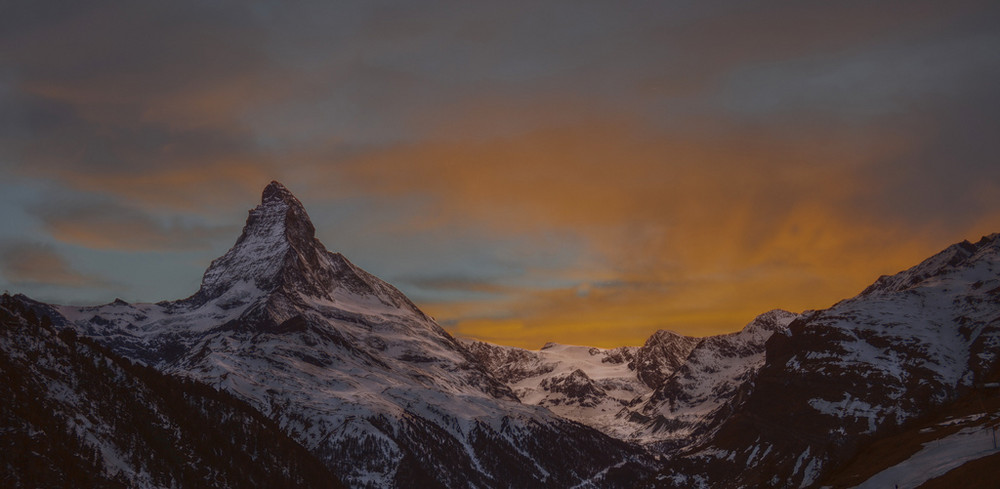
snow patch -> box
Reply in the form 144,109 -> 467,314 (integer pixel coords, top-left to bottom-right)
851,426 -> 999,489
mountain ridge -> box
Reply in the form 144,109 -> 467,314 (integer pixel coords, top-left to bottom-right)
648,231 -> 1000,488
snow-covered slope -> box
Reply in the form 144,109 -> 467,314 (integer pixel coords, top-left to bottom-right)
851,422 -> 997,489
632,309 -> 798,448
48,182 -> 643,489
462,340 -> 654,437
462,313 -> 797,448
0,294 -> 340,489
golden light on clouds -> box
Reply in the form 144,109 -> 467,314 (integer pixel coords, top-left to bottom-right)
2,0 -> 998,348
332,115 -> 986,348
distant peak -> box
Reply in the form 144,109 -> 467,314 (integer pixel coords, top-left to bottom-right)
649,329 -> 685,340
742,309 -> 798,333
642,329 -> 695,348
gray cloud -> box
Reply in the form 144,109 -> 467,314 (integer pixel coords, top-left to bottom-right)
30,198 -> 237,251
0,241 -> 106,287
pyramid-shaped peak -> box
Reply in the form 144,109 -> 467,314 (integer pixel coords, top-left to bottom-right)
193,181 -> 321,303
188,181 -> 426,319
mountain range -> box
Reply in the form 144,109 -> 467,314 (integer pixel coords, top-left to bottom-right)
2,181 -> 998,488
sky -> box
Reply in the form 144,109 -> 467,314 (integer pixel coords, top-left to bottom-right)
1,0 -> 999,348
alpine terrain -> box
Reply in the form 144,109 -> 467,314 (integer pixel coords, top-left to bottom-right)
8,182 -> 643,489
2,181 -> 998,488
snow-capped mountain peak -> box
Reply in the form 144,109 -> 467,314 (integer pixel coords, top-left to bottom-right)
191,181 -> 422,318
194,180 -> 318,301
630,329 -> 701,389
44,181 -> 641,488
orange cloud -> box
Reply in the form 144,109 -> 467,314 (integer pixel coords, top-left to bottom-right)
3,0 -> 997,350
332,113 -> 997,348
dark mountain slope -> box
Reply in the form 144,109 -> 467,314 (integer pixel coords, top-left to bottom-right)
0,294 -> 343,489
649,234 -> 1000,488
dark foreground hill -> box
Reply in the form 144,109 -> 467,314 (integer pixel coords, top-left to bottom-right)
0,294 -> 343,489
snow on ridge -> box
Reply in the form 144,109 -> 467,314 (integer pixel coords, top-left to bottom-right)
634,310 -> 799,444
56,279 -> 266,341
790,239 -> 1000,433
861,233 -> 1000,296
460,310 -> 800,446
460,338 -> 651,438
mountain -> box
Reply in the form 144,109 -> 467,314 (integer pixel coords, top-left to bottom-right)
629,310 -> 799,450
0,294 -> 341,489
631,330 -> 704,389
5,179 -> 998,488
42,182 -> 647,489
463,310 -> 798,450
461,340 -> 657,438
650,234 -> 1000,488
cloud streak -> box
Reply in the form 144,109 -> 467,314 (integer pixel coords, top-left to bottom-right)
0,242 -> 106,288
30,199 -> 236,251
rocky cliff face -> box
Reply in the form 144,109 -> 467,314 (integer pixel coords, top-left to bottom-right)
633,309 -> 799,450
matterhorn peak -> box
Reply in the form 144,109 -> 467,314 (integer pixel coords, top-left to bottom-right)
192,181 -> 321,302
190,181 -> 424,317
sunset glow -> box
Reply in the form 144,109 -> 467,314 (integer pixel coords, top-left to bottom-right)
1,1 -> 998,348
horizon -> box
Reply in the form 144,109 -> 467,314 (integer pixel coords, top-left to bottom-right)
2,1 -> 999,348
3,178 -> 994,350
